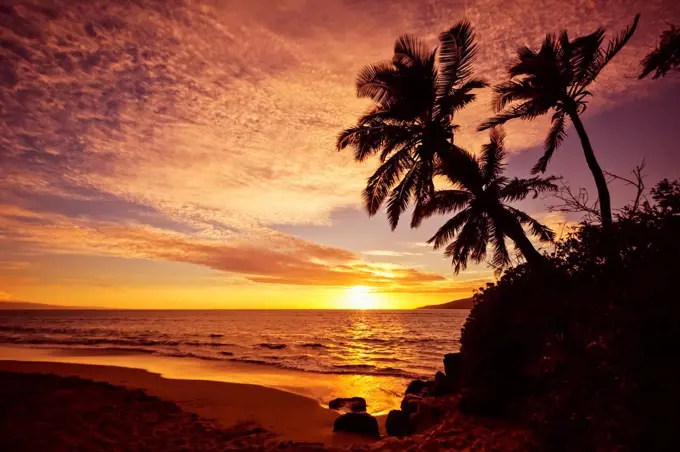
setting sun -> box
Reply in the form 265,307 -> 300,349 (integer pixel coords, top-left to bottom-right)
345,286 -> 378,310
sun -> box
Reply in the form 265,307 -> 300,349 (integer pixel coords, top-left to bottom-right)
345,285 -> 378,310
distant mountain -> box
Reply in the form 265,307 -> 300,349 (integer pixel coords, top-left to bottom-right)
0,301 -> 99,310
417,297 -> 474,310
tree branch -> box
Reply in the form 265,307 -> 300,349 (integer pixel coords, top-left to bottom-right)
604,160 -> 648,214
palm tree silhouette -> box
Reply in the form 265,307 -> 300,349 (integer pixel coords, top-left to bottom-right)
478,15 -> 640,232
640,24 -> 680,79
412,129 -> 557,273
338,22 -> 486,229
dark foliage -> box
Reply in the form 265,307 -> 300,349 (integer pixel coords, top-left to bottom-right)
458,179 -> 680,451
337,21 -> 486,229
640,25 -> 680,79
479,15 -> 640,232
413,129 -> 557,273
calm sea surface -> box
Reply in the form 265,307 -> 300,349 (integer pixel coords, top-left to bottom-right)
0,310 -> 468,379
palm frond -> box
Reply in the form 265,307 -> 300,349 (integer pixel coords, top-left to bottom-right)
337,123 -> 413,162
481,128 -> 506,183
492,79 -> 536,112
571,28 -> 605,88
363,148 -> 412,215
500,177 -> 558,202
507,45 -> 541,78
533,111 -> 567,174
437,145 -> 484,189
393,34 -> 430,68
442,214 -> 489,273
356,61 -> 398,105
580,14 -> 640,87
478,101 -> 546,131
435,78 -> 488,119
639,25 -> 680,79
437,21 -> 478,94
489,222 -> 511,269
411,189 -> 472,227
427,208 -> 473,250
386,163 -> 419,229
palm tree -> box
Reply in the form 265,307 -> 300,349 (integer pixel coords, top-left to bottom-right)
338,21 -> 487,230
478,15 -> 640,232
412,129 -> 557,272
640,24 -> 680,79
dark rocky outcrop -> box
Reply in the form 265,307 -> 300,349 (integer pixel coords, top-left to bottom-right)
443,352 -> 461,379
400,394 -> 422,415
328,397 -> 367,413
332,412 -> 380,438
405,379 -> 428,396
385,409 -> 410,437
429,371 -> 456,396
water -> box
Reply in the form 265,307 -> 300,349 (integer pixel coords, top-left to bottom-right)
0,310 -> 468,379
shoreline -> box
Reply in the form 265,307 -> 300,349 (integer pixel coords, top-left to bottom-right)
0,344 -> 399,446
0,359 -> 383,446
0,344 -> 405,415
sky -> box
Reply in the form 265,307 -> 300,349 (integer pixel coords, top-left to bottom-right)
1,0 -> 679,309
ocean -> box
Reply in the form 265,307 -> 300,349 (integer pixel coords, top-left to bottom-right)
0,309 -> 467,379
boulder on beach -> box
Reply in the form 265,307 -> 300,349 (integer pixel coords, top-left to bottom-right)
443,352 -> 461,379
385,409 -> 410,437
328,396 -> 367,413
429,371 -> 455,396
333,412 -> 380,438
405,379 -> 428,396
400,394 -> 422,415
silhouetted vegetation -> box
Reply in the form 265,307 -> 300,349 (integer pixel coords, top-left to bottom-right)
640,24 -> 680,79
412,128 -> 557,272
337,21 -> 486,229
459,179 -> 680,450
342,14 -> 677,451
479,16 -> 640,232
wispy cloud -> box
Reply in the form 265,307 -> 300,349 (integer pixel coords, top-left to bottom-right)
362,250 -> 421,257
0,0 -> 676,303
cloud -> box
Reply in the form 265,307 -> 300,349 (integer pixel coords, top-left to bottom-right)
0,0 -> 676,299
0,204 -> 463,291
362,250 -> 421,257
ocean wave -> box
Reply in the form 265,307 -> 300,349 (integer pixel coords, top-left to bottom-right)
0,335 -> 237,349
298,343 -> 330,349
228,357 -> 417,378
257,343 -> 287,350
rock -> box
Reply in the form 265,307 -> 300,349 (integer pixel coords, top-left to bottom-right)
400,394 -> 422,415
408,398 -> 444,434
430,371 -> 454,396
385,410 -> 410,437
443,352 -> 462,379
405,379 -> 427,396
333,412 -> 380,438
328,397 -> 367,413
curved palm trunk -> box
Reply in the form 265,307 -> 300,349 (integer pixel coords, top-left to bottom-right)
504,222 -> 547,267
491,206 -> 548,268
567,111 -> 613,231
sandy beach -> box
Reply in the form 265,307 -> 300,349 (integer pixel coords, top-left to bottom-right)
0,345 -> 391,449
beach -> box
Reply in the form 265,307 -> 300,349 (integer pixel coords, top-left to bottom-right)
0,346 -> 393,448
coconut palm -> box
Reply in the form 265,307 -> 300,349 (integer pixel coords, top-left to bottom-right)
640,24 -> 680,79
412,129 -> 557,273
478,15 -> 640,232
338,21 -> 487,230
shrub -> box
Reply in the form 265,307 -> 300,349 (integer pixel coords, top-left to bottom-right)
458,180 -> 680,451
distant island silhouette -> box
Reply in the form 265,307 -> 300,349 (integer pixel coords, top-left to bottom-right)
416,297 -> 473,310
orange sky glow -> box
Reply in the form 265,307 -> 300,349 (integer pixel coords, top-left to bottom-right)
1,0 -> 679,309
